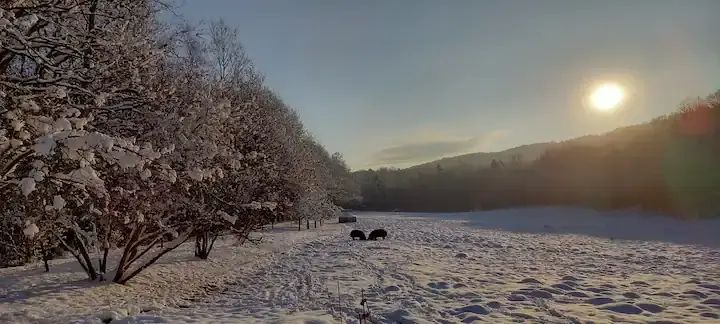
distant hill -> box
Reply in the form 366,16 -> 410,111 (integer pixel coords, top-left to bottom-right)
408,142 -> 557,171
402,120 -> 661,171
353,116 -> 666,173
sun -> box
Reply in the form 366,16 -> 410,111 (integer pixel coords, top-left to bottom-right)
589,82 -> 625,112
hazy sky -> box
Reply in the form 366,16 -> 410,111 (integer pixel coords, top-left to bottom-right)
176,0 -> 720,170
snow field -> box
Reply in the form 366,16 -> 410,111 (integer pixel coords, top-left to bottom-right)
122,212 -> 720,323
3,209 -> 720,324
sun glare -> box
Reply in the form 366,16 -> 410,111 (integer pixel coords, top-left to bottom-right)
589,82 -> 625,112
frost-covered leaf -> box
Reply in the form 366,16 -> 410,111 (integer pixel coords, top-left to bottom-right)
217,210 -> 237,224
23,223 -> 39,238
19,178 -> 36,196
52,195 -> 66,211
33,135 -> 57,155
140,168 -> 152,180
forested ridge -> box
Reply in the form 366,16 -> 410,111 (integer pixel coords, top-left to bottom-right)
353,93 -> 720,219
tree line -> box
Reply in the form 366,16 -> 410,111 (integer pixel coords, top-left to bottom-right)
354,92 -> 720,219
0,1 -> 356,281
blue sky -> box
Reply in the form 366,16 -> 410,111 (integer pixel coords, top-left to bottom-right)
175,0 -> 720,170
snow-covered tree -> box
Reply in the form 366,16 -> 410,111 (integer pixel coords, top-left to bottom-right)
1,1 -> 353,285
155,20 -> 282,260
0,0 -> 182,280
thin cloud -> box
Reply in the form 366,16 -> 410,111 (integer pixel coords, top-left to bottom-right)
370,130 -> 508,166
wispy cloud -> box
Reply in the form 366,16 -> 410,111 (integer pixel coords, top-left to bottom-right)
368,130 -> 508,167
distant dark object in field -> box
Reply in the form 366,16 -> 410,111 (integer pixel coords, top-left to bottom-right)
350,230 -> 366,240
339,213 -> 357,223
368,229 -> 387,240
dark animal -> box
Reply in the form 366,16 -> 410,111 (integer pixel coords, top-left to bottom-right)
368,229 -> 387,240
350,229 -> 366,240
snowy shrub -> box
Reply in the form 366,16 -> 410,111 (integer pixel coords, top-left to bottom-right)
0,0 -> 160,271
0,1 -> 356,285
0,0 -> 192,280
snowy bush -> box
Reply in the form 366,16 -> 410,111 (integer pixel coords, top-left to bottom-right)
0,0 -> 204,281
0,1 -> 356,285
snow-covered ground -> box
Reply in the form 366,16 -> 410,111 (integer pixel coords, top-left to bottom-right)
3,209 -> 720,323
0,221 -> 335,324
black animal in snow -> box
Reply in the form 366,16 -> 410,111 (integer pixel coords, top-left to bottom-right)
368,229 -> 387,240
350,229 -> 367,240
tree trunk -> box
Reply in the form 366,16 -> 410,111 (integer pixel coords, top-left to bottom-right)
314,220 -> 317,228
40,240 -> 50,272
112,225 -> 145,283
194,234 -> 201,257
23,242 -> 34,265
195,232 -> 217,260
42,242 -> 49,272
98,247 -> 109,281
298,219 -> 301,231
55,231 -> 94,280
115,233 -> 191,284
306,219 -> 310,230
72,231 -> 97,281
